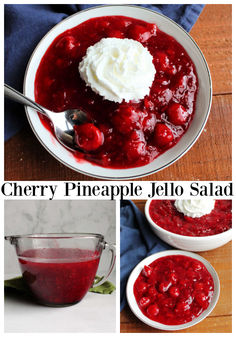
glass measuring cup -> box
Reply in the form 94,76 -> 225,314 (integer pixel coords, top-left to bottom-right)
5,233 -> 116,307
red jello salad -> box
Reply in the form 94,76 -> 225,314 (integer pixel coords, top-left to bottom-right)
134,255 -> 214,325
149,199 -> 232,236
35,15 -> 198,168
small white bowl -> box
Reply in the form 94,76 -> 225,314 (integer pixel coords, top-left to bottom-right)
145,200 -> 232,252
126,250 -> 220,331
24,5 -> 212,180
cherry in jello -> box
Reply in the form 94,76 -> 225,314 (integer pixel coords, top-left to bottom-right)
134,255 -> 214,325
149,200 -> 232,236
35,15 -> 198,168
18,248 -> 100,306
74,123 -> 104,152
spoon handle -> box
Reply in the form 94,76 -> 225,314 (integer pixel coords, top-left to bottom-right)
4,84 -> 48,117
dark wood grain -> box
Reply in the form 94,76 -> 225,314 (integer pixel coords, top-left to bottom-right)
190,4 -> 232,95
120,313 -> 232,333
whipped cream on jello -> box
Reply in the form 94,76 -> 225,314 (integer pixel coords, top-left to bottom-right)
78,38 -> 156,103
174,199 -> 215,218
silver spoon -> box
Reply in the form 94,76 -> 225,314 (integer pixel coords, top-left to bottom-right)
4,83 -> 88,151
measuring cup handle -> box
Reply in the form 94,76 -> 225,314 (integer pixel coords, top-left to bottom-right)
93,242 -> 116,288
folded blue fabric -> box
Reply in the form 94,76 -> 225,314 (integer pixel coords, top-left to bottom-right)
4,4 -> 204,140
120,200 -> 172,311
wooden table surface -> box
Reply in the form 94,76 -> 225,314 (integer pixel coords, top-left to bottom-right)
120,200 -> 232,333
4,4 -> 232,181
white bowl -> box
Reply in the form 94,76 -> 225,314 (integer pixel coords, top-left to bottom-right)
145,200 -> 232,251
126,250 -> 220,331
24,5 -> 212,180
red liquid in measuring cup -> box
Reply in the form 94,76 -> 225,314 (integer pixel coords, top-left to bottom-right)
18,248 -> 100,306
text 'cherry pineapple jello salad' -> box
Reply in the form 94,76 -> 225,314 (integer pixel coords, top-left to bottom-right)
35,15 -> 198,168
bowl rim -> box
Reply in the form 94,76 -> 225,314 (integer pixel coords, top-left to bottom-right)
126,249 -> 220,331
145,199 -> 232,240
23,4 -> 212,180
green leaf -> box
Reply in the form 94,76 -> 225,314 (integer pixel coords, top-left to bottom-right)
89,276 -> 116,294
4,277 -> 28,293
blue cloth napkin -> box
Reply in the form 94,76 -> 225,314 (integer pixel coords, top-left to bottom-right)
120,200 -> 172,311
4,4 -> 204,140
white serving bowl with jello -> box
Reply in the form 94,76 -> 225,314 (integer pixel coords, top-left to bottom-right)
24,5 -> 212,179
145,199 -> 232,251
126,250 -> 220,330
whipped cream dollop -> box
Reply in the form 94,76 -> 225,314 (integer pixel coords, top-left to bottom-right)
78,38 -> 156,103
174,199 -> 215,218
